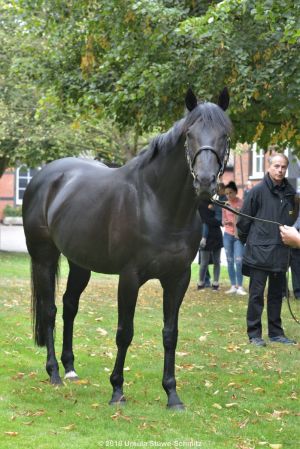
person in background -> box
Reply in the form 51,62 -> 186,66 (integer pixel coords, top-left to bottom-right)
243,180 -> 253,200
237,153 -> 298,346
198,199 -> 223,291
197,183 -> 226,290
217,182 -> 227,203
222,181 -> 247,295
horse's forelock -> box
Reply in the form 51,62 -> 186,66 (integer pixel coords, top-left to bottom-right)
184,102 -> 232,135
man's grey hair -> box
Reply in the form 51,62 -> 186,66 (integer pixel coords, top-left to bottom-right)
268,152 -> 289,166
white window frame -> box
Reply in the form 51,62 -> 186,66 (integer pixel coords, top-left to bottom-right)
16,166 -> 39,205
249,143 -> 264,179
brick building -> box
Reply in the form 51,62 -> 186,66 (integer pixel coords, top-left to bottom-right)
1,146 -> 299,221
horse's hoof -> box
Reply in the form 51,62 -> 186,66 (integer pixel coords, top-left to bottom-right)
64,370 -> 79,381
167,402 -> 185,411
50,375 -> 63,386
109,394 -> 126,406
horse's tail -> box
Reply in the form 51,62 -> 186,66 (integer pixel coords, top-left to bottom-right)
30,256 -> 60,347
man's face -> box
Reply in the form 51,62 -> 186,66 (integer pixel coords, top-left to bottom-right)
268,156 -> 288,185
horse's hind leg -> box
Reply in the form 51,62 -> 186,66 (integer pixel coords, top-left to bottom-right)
160,268 -> 191,409
109,270 -> 139,405
61,261 -> 91,380
30,248 -> 61,384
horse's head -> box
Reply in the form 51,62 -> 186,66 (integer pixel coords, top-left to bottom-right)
184,88 -> 232,198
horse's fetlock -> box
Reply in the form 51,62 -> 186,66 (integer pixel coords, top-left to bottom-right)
110,373 -> 124,388
162,376 -> 176,393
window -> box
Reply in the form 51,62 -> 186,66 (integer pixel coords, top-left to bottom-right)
16,166 -> 39,205
250,143 -> 264,179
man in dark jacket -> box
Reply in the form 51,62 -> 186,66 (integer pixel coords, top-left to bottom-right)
237,153 -> 298,346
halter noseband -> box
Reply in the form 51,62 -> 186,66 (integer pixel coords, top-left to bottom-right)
185,137 -> 230,182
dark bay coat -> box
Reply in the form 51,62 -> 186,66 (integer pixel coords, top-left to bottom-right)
236,173 -> 297,273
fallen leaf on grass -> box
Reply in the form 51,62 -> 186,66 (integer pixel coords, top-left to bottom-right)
289,391 -> 297,400
61,424 -> 76,431
111,410 -> 131,422
5,432 -> 19,437
138,422 -> 156,430
253,387 -> 265,393
73,379 -> 89,385
96,327 -> 108,336
199,335 -> 207,342
238,418 -> 249,429
269,445 -> 283,449
225,403 -> 238,408
25,409 -> 45,417
212,403 -> 222,409
271,410 -> 290,419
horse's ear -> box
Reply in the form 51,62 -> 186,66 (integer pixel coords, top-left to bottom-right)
185,88 -> 198,111
218,87 -> 230,111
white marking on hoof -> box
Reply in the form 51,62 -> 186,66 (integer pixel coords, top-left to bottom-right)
64,370 -> 78,380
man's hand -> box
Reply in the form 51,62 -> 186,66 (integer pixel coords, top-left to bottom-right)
279,225 -> 300,248
200,237 -> 207,249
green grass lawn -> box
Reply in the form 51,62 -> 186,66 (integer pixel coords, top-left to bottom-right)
0,252 -> 299,449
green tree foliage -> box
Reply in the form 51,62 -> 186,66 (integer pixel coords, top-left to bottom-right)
0,0 -> 299,174
179,0 -> 300,150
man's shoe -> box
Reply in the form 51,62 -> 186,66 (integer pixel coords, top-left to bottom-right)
212,283 -> 219,292
249,337 -> 267,347
197,284 -> 205,291
269,336 -> 297,345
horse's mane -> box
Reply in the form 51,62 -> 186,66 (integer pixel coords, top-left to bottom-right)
136,102 -> 232,167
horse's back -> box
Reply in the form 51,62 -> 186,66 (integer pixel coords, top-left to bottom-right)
22,157 -> 140,271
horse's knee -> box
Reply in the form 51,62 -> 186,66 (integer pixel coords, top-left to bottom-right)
162,329 -> 178,350
116,326 -> 133,348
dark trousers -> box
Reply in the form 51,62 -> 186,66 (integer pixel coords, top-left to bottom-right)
247,268 -> 285,339
282,248 -> 300,298
291,248 -> 300,298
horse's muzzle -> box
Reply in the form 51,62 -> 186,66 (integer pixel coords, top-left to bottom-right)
193,175 -> 216,197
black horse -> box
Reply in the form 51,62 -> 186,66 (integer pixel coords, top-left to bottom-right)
22,88 -> 232,409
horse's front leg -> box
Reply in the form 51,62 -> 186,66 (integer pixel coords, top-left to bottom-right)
160,268 -> 191,409
109,270 -> 139,405
61,261 -> 91,380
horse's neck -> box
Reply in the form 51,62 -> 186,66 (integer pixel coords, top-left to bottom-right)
142,139 -> 199,226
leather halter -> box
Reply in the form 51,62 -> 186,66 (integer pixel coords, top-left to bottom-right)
185,137 -> 230,182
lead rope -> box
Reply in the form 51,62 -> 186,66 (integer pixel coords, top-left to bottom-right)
211,195 -> 300,325
211,196 -> 283,226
